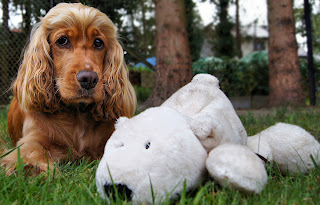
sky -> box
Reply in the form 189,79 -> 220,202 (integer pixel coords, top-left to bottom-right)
196,0 -> 315,26
196,0 -> 268,26
195,0 -> 313,44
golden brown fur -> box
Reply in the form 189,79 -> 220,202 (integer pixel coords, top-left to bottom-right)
1,3 -> 136,175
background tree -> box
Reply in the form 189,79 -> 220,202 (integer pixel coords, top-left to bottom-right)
142,0 -> 192,108
234,0 -> 242,58
303,0 -> 316,105
267,0 -> 304,106
295,1 -> 320,55
212,0 -> 235,57
122,0 -> 155,64
185,0 -> 204,62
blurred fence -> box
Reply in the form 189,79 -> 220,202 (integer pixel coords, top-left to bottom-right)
0,1 -> 55,105
0,27 -> 26,105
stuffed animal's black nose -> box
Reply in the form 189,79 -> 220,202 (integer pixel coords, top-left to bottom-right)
104,183 -> 133,201
77,70 -> 99,90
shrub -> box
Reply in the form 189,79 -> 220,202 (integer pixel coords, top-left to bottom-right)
192,52 -> 268,97
134,86 -> 152,104
192,51 -> 319,97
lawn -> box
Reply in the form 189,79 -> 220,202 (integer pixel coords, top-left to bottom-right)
0,106 -> 319,204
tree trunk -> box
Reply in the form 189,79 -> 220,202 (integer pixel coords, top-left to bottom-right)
304,0 -> 316,106
142,0 -> 192,108
235,0 -> 242,58
141,1 -> 147,54
213,0 -> 234,57
267,0 -> 304,106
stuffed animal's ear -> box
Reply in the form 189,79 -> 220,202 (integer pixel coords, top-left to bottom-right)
115,117 -> 129,129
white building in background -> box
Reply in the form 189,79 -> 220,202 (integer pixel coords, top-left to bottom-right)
200,24 -> 306,58
240,24 -> 268,57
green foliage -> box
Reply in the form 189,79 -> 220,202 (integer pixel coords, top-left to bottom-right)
212,0 -> 235,58
128,65 -> 153,73
193,51 -> 320,97
294,2 -> 320,55
0,108 -> 319,204
192,52 -> 269,97
134,85 -> 152,104
239,51 -> 269,96
0,108 -> 10,146
299,57 -> 320,92
185,0 -> 205,62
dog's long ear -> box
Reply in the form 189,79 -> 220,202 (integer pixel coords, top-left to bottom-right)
92,39 -> 137,121
13,22 -> 59,113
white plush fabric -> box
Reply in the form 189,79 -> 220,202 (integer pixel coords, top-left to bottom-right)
206,144 -> 268,194
247,123 -> 320,173
96,74 -> 320,203
162,74 -> 247,151
96,107 -> 207,204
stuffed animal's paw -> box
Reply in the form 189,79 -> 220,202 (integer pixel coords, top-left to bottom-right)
206,144 -> 267,194
191,115 -> 212,140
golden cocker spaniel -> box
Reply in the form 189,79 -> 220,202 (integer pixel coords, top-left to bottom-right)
1,3 -> 137,175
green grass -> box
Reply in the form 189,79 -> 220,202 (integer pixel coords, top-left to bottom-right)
134,85 -> 153,104
0,107 -> 320,204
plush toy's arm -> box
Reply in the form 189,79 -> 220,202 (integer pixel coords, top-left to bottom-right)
190,114 -> 213,140
206,144 -> 268,194
191,107 -> 247,151
247,123 -> 320,174
191,113 -> 234,151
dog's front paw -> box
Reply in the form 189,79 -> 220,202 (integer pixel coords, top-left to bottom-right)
1,150 -> 54,176
1,151 -> 18,176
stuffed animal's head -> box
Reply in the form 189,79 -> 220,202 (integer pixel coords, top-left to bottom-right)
96,107 -> 207,204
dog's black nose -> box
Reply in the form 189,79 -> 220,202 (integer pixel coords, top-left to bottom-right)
104,183 -> 133,201
77,71 -> 99,90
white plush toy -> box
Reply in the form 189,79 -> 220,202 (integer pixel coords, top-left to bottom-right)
96,74 -> 320,204
247,122 -> 320,173
96,107 -> 207,204
162,74 -> 247,151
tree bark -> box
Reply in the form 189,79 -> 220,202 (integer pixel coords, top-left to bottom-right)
267,0 -> 304,106
304,0 -> 316,106
235,0 -> 242,58
213,0 -> 234,57
142,0 -> 192,108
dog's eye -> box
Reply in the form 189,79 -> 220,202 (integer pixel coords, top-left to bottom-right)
145,142 -> 151,149
93,38 -> 104,49
56,36 -> 70,47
